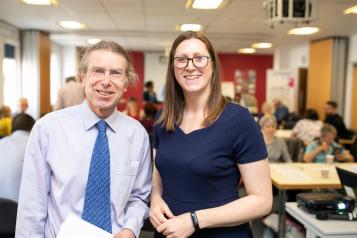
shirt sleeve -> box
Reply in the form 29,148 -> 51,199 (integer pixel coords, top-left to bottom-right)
232,108 -> 268,164
122,132 -> 152,238
15,121 -> 51,238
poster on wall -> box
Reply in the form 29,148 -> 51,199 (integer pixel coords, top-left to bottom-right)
234,69 -> 256,94
266,69 -> 298,112
234,69 -> 258,114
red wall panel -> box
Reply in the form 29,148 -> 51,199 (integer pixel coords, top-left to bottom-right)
218,53 -> 273,112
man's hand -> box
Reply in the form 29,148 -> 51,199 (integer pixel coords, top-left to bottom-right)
113,228 -> 136,238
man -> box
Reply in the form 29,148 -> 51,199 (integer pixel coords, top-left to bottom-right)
0,113 -> 35,201
324,100 -> 352,140
303,123 -> 353,163
54,76 -> 85,110
273,98 -> 289,126
16,41 -> 152,238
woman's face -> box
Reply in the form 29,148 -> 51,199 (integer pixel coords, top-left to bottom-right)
173,38 -> 213,97
262,121 -> 277,137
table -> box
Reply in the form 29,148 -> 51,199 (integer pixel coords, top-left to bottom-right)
269,163 -> 357,238
286,202 -> 357,238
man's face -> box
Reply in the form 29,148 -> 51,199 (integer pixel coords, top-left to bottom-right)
324,104 -> 335,115
81,49 -> 128,118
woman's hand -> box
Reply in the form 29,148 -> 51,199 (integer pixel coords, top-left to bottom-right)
149,194 -> 174,230
157,212 -> 195,238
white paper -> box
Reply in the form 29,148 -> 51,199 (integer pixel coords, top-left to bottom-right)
57,214 -> 113,238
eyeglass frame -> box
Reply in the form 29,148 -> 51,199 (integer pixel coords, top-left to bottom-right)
171,55 -> 213,69
86,66 -> 126,81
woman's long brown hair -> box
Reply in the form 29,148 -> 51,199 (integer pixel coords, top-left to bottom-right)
158,31 -> 228,131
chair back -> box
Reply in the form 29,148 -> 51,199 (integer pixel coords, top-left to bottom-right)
0,198 -> 17,238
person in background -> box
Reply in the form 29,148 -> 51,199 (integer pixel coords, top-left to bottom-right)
260,115 -> 292,163
150,31 -> 272,238
0,105 -> 12,138
143,81 -> 158,104
13,98 -> 29,117
16,41 -> 152,238
303,123 -> 354,163
140,102 -> 157,138
0,113 -> 35,201
55,76 -> 85,110
292,108 -> 323,145
324,100 -> 353,140
124,96 -> 144,120
273,98 -> 289,126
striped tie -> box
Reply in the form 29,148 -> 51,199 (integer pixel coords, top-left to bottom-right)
82,120 -> 112,233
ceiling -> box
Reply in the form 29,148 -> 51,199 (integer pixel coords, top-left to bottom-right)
0,0 -> 356,53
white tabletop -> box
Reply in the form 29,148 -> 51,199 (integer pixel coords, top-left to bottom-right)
286,202 -> 357,237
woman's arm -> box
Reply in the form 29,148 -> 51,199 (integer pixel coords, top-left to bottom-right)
196,159 -> 272,228
157,159 -> 272,237
280,138 -> 293,163
149,149 -> 174,229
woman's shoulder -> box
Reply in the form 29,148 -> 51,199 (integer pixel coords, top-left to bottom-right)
223,102 -> 251,118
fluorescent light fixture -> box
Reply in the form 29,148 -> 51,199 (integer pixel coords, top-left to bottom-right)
59,21 -> 86,29
344,5 -> 357,14
180,24 -> 202,31
288,27 -> 319,35
192,0 -> 223,9
238,48 -> 256,54
251,42 -> 272,49
22,0 -> 58,5
87,38 -> 101,45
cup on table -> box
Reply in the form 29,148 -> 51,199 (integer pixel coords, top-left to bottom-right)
321,168 -> 329,179
326,155 -> 334,164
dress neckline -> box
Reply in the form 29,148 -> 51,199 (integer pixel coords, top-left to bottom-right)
176,102 -> 231,136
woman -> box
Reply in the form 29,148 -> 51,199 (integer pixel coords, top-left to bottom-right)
260,115 -> 292,163
150,31 -> 272,238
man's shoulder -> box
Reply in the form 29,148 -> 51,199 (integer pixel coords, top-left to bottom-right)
38,105 -> 81,125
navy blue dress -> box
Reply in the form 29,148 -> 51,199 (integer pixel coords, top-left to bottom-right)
153,103 -> 268,238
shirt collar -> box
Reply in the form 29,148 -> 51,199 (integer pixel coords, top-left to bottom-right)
80,100 -> 120,133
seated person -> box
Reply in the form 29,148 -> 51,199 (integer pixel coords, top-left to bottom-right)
324,100 -> 353,140
0,105 -> 12,138
292,108 -> 323,145
260,115 -> 292,163
273,98 -> 289,126
303,123 -> 354,163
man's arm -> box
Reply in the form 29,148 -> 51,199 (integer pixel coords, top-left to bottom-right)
16,122 -> 50,238
120,134 -> 152,238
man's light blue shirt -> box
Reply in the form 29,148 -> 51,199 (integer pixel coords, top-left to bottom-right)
16,101 -> 152,238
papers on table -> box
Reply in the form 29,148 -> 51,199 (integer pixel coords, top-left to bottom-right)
57,214 -> 113,238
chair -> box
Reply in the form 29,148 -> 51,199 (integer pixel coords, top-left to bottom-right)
0,198 -> 18,238
336,167 -> 357,199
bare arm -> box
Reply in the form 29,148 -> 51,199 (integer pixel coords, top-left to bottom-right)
303,143 -> 326,162
196,159 -> 272,228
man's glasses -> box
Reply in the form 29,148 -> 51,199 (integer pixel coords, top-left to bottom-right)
172,56 -> 211,69
88,67 -> 124,80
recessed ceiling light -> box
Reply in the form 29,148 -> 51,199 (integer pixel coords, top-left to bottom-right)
87,38 -> 101,45
251,42 -> 272,49
180,24 -> 202,32
238,48 -> 256,54
22,0 -> 58,5
288,27 -> 319,35
344,5 -> 357,14
192,0 -> 223,9
59,21 -> 86,29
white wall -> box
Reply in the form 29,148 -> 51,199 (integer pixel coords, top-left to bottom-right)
144,52 -> 167,102
344,34 -> 357,126
62,45 -> 78,82
0,21 -> 20,106
274,43 -> 309,70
